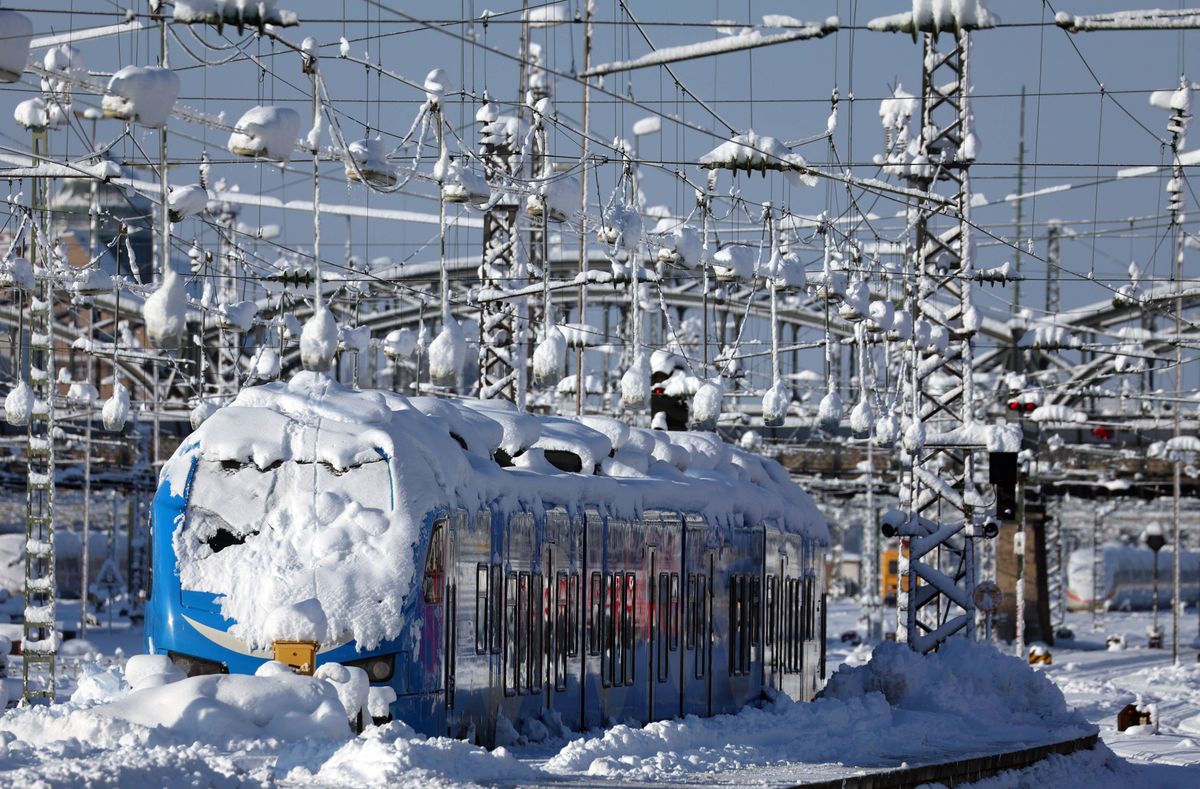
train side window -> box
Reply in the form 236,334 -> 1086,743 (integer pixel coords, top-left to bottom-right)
765,575 -> 776,649
490,564 -> 503,654
504,572 -> 518,695
530,573 -> 543,693
623,572 -> 637,686
555,572 -> 568,690
589,572 -> 602,656
603,573 -> 616,687
685,574 -> 697,650
806,575 -> 816,642
657,572 -> 669,682
475,563 -> 489,654
517,572 -> 530,694
739,575 -> 750,675
423,520 -> 446,603
749,576 -> 761,664
819,591 -> 828,680
669,572 -> 680,652
567,573 -> 580,657
785,578 -> 797,674
696,574 -> 708,678
728,575 -> 739,676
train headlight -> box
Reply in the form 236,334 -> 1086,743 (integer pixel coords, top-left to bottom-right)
346,653 -> 395,683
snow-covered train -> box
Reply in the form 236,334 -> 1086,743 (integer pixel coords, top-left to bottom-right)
1065,544 -> 1200,611
145,373 -> 829,745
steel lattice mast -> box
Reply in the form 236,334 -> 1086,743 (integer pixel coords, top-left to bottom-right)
477,100 -> 520,402
23,127 -> 57,701
893,24 -> 996,653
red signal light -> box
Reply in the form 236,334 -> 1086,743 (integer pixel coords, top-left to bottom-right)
1008,401 -> 1020,411
1024,402 -> 1036,412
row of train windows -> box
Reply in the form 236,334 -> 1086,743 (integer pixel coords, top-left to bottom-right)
730,574 -> 817,676
470,564 -> 815,689
474,565 -> 581,695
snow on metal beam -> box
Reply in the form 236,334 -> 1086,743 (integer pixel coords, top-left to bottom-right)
582,17 -> 839,77
30,19 -> 147,49
1055,9 -> 1200,32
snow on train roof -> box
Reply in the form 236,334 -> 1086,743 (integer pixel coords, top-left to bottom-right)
161,372 -> 827,651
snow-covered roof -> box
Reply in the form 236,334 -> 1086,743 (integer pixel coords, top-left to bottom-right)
162,372 -> 828,652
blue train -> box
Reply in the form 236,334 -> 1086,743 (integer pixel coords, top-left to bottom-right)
146,373 -> 829,745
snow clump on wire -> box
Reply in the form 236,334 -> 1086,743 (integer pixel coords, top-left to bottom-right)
300,307 -> 338,372
849,395 -> 874,435
762,382 -> 790,425
428,314 -> 466,386
102,382 -> 130,432
817,390 -> 842,431
143,266 -> 187,348
620,354 -> 650,411
5,379 -> 33,426
228,106 -> 302,163
102,66 -> 180,127
532,326 -> 567,387
691,379 -> 723,429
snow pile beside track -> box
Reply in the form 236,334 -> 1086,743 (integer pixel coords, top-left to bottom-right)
0,635 -> 1108,787
545,639 -> 1095,780
822,637 -> 1091,732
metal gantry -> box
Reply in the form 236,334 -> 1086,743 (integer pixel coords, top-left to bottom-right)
896,28 -> 990,653
477,100 -> 520,402
23,129 -> 57,701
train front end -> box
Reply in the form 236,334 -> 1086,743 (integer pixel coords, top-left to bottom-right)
144,374 -> 460,733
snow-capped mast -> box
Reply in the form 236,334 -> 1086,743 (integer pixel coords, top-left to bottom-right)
22,120 -> 57,703
872,0 -> 1004,654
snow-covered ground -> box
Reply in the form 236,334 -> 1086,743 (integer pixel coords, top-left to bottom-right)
1,601 -> 1198,787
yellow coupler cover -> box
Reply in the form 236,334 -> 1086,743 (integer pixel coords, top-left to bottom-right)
273,640 -> 318,675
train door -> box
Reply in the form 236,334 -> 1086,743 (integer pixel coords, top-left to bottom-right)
681,515 -> 711,718
650,513 -> 683,722
706,549 -> 715,717
461,509 -> 498,745
762,532 -> 787,693
581,510 -> 605,730
443,511 -> 463,733
647,545 -> 657,720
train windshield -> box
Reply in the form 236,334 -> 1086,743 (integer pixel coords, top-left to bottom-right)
177,456 -> 393,592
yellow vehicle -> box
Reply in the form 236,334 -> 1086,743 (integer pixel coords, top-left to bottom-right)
882,547 -> 899,605
881,545 -> 915,605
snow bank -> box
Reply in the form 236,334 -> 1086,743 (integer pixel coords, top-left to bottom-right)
278,720 -> 537,785
1,668 -> 350,755
548,639 -> 1091,780
823,639 -> 1087,731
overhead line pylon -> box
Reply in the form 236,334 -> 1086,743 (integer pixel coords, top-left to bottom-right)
874,6 -> 1015,654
